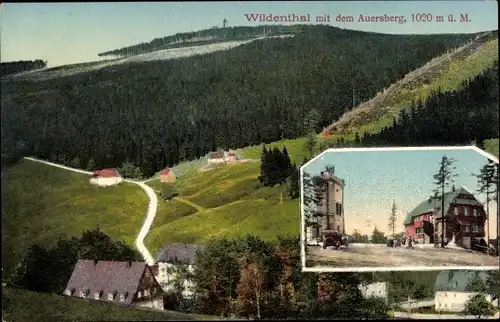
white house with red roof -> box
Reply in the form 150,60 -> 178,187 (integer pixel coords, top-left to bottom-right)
90,168 -> 123,187
159,168 -> 176,184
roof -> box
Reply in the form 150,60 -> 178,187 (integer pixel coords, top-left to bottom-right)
160,168 -> 172,176
404,187 -> 483,225
156,243 -> 203,265
65,260 -> 146,305
434,270 -> 490,293
92,168 -> 121,178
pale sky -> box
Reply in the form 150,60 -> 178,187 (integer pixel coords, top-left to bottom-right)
1,1 -> 498,67
303,148 -> 499,238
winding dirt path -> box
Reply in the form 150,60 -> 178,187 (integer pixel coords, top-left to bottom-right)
22,157 -> 156,265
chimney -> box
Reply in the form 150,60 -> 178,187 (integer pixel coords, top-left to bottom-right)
93,259 -> 98,265
127,261 -> 132,268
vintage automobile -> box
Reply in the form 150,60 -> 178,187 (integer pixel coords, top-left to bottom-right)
386,236 -> 402,248
322,230 -> 349,249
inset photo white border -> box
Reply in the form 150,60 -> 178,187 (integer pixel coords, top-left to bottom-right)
300,146 -> 500,272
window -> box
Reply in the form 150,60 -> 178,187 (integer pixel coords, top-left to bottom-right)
464,207 -> 469,216
454,207 -> 459,216
472,224 -> 479,233
64,289 -> 72,296
120,292 -> 127,302
473,208 -> 478,217
463,225 -> 470,232
108,292 -> 115,301
144,289 -> 150,297
94,291 -> 101,300
137,291 -> 142,298
80,289 -> 89,298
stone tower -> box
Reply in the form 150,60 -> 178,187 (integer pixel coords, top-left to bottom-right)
313,169 -> 345,238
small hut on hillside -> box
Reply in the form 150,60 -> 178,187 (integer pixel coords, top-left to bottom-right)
89,169 -> 123,187
160,168 -> 176,184
208,149 -> 226,164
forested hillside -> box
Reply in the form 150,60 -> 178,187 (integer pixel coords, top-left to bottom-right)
0,26 -> 478,176
0,60 -> 47,77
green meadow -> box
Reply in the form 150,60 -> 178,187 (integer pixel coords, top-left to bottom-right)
1,159 -> 148,275
1,288 -> 218,321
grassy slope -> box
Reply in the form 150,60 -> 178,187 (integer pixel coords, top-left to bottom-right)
146,162 -> 298,254
328,36 -> 499,137
1,288 -> 217,321
146,136 -> 498,254
144,35 -> 499,253
1,159 -> 148,275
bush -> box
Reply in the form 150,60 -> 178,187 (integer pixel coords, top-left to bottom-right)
161,184 -> 180,200
463,294 -> 497,318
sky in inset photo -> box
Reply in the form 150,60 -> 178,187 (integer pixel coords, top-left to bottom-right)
1,1 -> 498,67
302,148 -> 499,238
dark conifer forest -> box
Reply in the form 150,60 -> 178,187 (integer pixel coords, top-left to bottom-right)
0,60 -> 47,77
0,26 -> 491,176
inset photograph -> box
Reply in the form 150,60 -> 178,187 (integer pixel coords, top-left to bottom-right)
301,146 -> 499,272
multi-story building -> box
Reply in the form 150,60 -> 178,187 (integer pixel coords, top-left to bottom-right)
307,169 -> 345,242
404,187 -> 487,249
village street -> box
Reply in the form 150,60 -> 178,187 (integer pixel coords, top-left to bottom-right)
306,243 -> 500,269
22,157 -> 157,265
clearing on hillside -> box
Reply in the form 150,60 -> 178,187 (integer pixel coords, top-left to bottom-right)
145,162 -> 299,254
1,159 -> 148,275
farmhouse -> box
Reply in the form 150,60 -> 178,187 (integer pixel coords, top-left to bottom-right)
307,168 -> 346,243
207,149 -> 239,164
226,151 -> 238,162
64,260 -> 164,309
151,243 -> 202,299
89,168 -> 123,187
159,168 -> 176,184
434,270 -> 497,312
404,187 -> 486,249
208,150 -> 226,164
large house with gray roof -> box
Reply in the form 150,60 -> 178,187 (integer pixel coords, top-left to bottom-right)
150,243 -> 203,299
434,270 -> 497,312
404,187 -> 486,249
64,260 -> 164,309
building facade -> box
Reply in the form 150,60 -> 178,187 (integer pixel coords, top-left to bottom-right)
151,243 -> 202,299
308,169 -> 345,241
404,187 -> 486,249
434,270 -> 497,312
358,282 -> 389,303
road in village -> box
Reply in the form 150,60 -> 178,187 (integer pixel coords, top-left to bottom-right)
23,157 -> 157,265
306,243 -> 500,269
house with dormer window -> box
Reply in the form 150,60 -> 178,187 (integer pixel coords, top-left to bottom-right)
64,260 -> 164,309
404,186 -> 486,249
